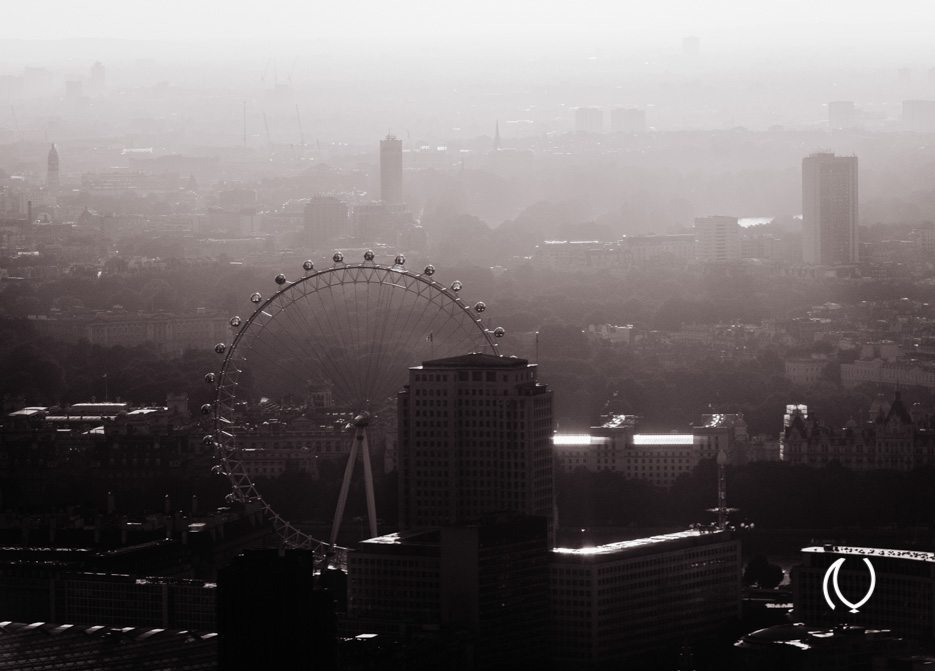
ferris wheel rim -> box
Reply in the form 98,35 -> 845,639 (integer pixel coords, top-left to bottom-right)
208,259 -> 501,556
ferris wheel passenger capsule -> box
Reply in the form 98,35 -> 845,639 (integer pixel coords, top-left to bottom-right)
224,493 -> 237,504
394,254 -> 406,266
202,435 -> 215,446
333,251 -> 344,264
214,343 -> 226,354
204,372 -> 216,384
211,464 -> 222,475
302,260 -> 314,272
474,301 -> 487,313
451,280 -> 463,292
364,250 -> 375,261
493,327 -> 506,338
250,292 -> 262,304
200,403 -> 213,415
229,316 -> 242,328
274,273 -> 287,285
423,264 -> 435,276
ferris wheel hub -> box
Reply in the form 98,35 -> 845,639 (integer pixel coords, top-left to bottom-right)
353,411 -> 372,427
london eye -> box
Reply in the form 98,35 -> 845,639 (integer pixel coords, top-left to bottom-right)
202,251 -> 502,563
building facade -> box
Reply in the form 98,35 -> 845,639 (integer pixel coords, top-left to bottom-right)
802,152 -> 859,266
694,215 -> 741,264
28,310 -> 229,356
550,530 -> 742,667
348,513 -> 550,668
379,135 -> 403,204
397,353 -> 554,533
781,392 -> 935,470
553,413 -> 749,486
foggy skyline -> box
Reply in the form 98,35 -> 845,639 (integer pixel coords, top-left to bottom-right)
5,0 -> 935,54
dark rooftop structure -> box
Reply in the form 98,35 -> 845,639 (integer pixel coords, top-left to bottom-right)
418,352 -> 529,368
0,621 -> 216,670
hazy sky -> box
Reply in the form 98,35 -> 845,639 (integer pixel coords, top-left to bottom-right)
5,0 -> 935,53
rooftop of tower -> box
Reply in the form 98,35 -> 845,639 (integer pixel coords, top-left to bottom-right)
417,352 -> 530,369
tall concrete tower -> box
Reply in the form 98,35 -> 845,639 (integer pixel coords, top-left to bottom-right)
802,152 -> 858,266
397,353 -> 555,539
379,134 -> 403,204
47,143 -> 60,191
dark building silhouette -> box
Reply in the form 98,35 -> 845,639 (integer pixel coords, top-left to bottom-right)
781,391 -> 935,470
397,353 -> 554,537
0,622 -> 217,670
793,544 -> 935,641
379,135 -> 403,204
734,623 -> 916,670
47,143 -> 59,191
217,549 -> 336,670
348,512 -> 550,669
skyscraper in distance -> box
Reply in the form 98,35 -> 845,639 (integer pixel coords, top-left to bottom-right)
379,134 -> 402,204
397,353 -> 555,538
802,152 -> 858,266
47,143 -> 59,191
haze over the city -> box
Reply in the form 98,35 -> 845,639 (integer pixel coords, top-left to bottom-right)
6,2 -> 935,670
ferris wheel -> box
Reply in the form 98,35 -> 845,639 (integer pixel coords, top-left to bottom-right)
202,251 -> 503,561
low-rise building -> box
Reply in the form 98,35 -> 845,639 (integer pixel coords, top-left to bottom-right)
28,309 -> 229,356
841,358 -> 935,390
349,524 -> 740,669
784,356 -> 830,386
781,392 -> 935,470
553,412 -> 749,486
550,529 -> 741,667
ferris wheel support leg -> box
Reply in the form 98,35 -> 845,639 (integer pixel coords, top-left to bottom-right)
360,429 -> 378,538
330,438 -> 360,548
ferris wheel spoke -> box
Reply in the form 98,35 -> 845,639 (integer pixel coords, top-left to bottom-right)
240,314 -> 321,404
285,275 -> 361,407
269,286 -> 357,405
358,274 -> 381,412
367,272 -> 418,404
211,263 -> 497,555
297,275 -> 359,406
240,328 -> 346,411
325,272 -> 366,405
368,277 -> 466,402
367,280 -> 437,399
368,289 -> 477,401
